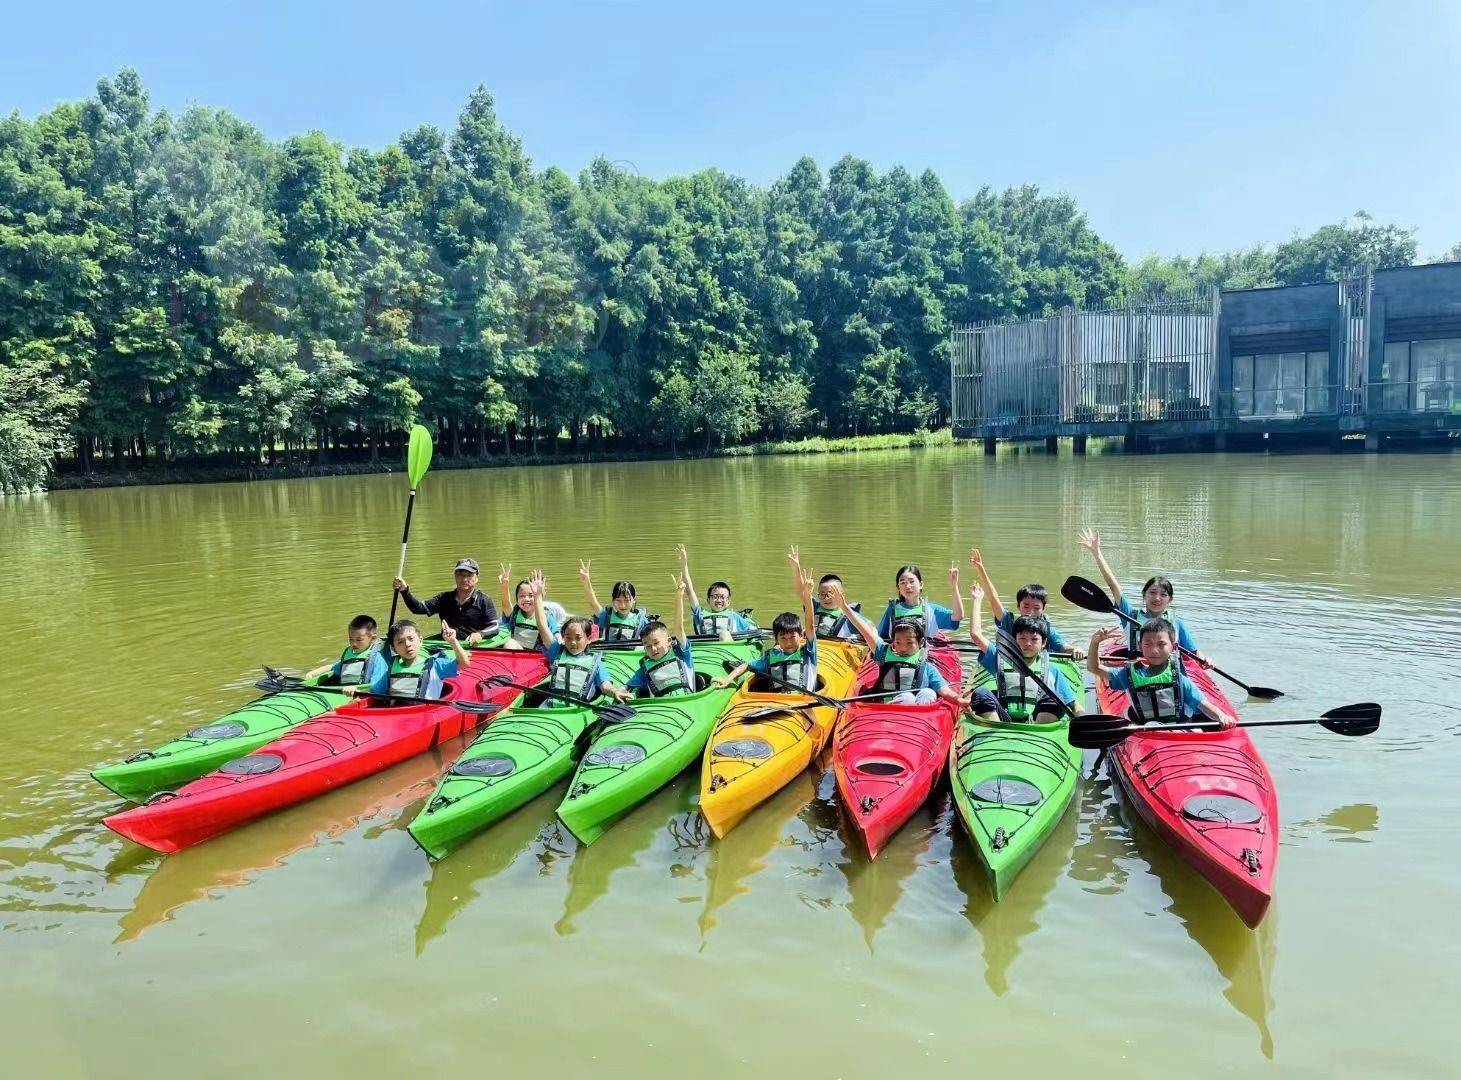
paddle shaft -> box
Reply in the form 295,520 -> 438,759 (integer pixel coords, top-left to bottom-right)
987,632 -> 1079,722
386,486 -> 419,629
1100,599 -> 1277,698
487,676 -> 629,715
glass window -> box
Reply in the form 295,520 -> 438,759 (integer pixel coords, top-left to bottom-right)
1233,355 -> 1253,415
1413,338 -> 1458,412
1306,350 -> 1332,413
1279,352 -> 1305,415
1381,341 -> 1410,411
1253,354 -> 1280,415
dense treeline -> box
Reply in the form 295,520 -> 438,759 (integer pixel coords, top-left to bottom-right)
0,70 -> 1442,491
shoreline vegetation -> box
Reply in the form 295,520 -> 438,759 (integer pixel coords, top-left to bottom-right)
2,68 -> 1438,494
35,430 -> 957,492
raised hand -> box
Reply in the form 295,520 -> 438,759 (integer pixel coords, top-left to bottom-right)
968,548 -> 983,570
824,581 -> 849,612
969,583 -> 985,605
793,562 -> 815,600
440,622 -> 458,644
497,563 -> 512,588
578,559 -> 592,583
787,544 -> 802,566
671,572 -> 687,597
529,568 -> 546,596
1091,625 -> 1122,645
675,544 -> 689,568
393,576 -> 408,593
1077,529 -> 1102,554
949,563 -> 960,587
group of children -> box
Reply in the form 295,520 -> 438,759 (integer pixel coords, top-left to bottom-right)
315,534 -> 1232,731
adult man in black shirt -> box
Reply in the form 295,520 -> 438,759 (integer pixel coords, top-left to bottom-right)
393,558 -> 500,644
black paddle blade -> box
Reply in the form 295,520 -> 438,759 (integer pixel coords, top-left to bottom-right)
453,700 -> 507,716
1065,714 -> 1138,750
1244,684 -> 1285,701
1061,575 -> 1116,615
1320,702 -> 1382,736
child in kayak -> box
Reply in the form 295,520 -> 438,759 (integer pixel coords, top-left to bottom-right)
1087,623 -> 1235,729
786,546 -> 860,640
497,563 -> 561,650
832,581 -> 967,710
677,544 -> 756,639
1078,530 -> 1207,661
580,560 -> 650,642
967,548 -> 1086,661
966,585 -> 1081,723
874,563 -> 965,643
606,575 -> 695,700
714,555 -> 819,691
350,619 -> 470,702
311,614 -> 388,686
526,571 -> 611,705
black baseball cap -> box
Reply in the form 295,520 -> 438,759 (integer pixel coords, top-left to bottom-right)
454,558 -> 480,573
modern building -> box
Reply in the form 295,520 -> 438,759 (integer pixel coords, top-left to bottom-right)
949,262 -> 1461,450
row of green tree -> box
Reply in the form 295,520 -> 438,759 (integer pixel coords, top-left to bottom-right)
0,70 -> 1448,490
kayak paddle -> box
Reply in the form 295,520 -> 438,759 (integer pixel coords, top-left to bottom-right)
1067,702 -> 1381,750
718,660 -> 964,709
1060,575 -> 1285,700
387,424 -> 434,630
256,666 -> 508,716
590,629 -> 767,652
478,674 -> 639,723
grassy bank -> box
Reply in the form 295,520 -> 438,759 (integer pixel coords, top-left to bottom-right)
37,430 -> 956,492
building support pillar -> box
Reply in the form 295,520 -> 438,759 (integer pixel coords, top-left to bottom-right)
1214,431 -> 1227,451
1073,435 -> 1087,455
983,437 -> 997,456
1045,436 -> 1058,454
1365,432 -> 1381,452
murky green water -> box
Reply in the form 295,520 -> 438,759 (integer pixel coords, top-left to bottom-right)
3,448 -> 1458,1077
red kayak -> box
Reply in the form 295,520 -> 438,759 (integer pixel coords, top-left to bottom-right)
833,643 -> 962,858
1096,642 -> 1278,927
105,649 -> 547,854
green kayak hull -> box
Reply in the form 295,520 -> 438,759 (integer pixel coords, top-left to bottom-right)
949,656 -> 1086,900
92,681 -> 349,803
556,639 -> 760,846
407,649 -> 644,859
93,630 -> 511,804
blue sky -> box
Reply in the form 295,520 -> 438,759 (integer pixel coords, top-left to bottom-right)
6,1 -> 1459,258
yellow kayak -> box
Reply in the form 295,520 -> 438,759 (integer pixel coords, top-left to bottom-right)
699,638 -> 867,837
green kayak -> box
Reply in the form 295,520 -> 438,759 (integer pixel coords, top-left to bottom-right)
557,638 -> 760,846
92,677 -> 350,803
949,654 -> 1087,900
407,648 -> 644,859
94,629 -> 511,804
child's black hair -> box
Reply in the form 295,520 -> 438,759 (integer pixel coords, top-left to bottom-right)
771,611 -> 805,636
641,619 -> 670,640
889,619 -> 927,644
348,614 -> 377,633
1141,576 -> 1175,601
611,580 -> 637,601
894,564 -> 923,586
1138,617 -> 1175,643
1014,584 -> 1048,607
706,581 -> 732,599
561,615 -> 595,638
388,619 -> 420,649
818,573 -> 842,586
1010,614 -> 1050,643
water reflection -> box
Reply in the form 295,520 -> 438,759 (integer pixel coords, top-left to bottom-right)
1111,778 -> 1278,1058
698,771 -> 817,939
1286,803 -> 1380,844
950,795 -> 1079,995
415,791 -> 568,955
116,745 -> 450,942
554,780 -> 702,936
841,801 -> 937,952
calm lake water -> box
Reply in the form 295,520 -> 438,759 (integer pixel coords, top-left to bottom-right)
3,447 -> 1458,1077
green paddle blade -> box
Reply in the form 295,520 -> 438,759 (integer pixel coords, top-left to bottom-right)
407,424 -> 433,488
